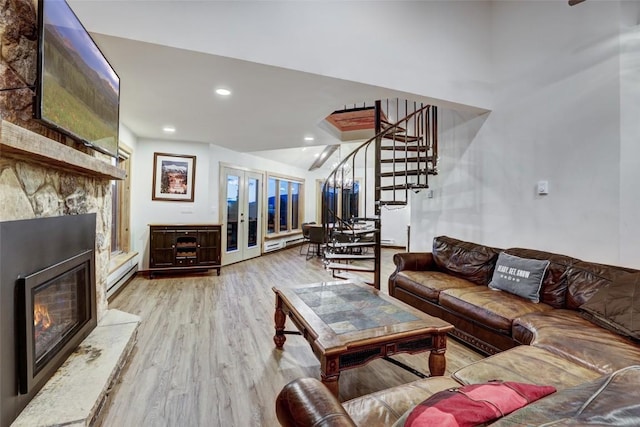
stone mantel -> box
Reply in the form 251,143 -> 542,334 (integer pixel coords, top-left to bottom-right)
0,120 -> 126,181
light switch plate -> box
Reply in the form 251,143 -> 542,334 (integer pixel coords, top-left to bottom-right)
537,180 -> 549,195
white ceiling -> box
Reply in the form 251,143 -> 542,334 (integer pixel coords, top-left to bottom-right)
70,2 -> 489,169
90,34 -> 441,167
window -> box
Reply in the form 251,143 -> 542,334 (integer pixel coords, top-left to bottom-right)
110,145 -> 132,254
317,179 -> 360,224
279,182 -> 288,232
268,178 -> 276,234
266,175 -> 304,236
111,162 -> 119,253
291,182 -> 300,230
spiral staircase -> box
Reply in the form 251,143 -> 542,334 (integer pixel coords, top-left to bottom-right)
320,99 -> 438,289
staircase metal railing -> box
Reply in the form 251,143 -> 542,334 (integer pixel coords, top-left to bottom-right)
320,99 -> 438,290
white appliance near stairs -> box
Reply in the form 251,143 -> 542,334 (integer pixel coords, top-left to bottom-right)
320,99 -> 438,289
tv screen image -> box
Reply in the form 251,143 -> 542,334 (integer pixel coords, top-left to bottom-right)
36,0 -> 120,157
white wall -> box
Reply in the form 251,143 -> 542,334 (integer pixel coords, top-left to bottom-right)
618,0 -> 640,267
118,123 -> 138,151
113,1 -> 640,267
410,109 -> 489,249
130,138 -> 313,268
411,1 -> 637,267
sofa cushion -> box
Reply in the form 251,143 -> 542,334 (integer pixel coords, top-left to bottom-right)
453,345 -> 601,389
504,248 -> 580,309
439,287 -> 552,333
514,310 -> 640,374
394,380 -> 556,427
393,271 -> 476,302
432,236 -> 501,286
580,272 -> 640,342
565,261 -> 636,310
489,252 -> 550,303
491,366 -> 640,426
343,376 -> 461,427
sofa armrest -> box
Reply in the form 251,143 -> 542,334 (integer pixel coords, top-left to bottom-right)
276,378 -> 357,427
392,252 -> 435,272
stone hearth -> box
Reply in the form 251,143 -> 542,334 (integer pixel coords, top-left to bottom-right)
11,310 -> 140,427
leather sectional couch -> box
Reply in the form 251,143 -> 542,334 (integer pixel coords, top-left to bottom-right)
276,236 -> 640,426
389,235 -> 639,357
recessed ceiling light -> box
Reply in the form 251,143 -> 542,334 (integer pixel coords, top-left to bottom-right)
162,126 -> 176,133
314,153 -> 320,158
304,136 -> 314,141
215,88 -> 231,96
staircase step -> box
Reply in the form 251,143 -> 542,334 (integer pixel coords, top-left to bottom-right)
326,241 -> 376,249
325,263 -> 375,273
379,184 -> 430,191
380,170 -> 423,178
332,228 -> 378,236
381,120 -> 406,134
380,145 -> 428,152
380,157 -> 434,164
350,217 -> 380,222
382,134 -> 420,143
324,253 -> 376,260
332,272 -> 375,286
378,200 -> 408,206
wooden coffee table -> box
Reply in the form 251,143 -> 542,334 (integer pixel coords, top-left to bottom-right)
273,280 -> 454,397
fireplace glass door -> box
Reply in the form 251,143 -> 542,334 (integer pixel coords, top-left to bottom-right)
33,265 -> 83,368
17,249 -> 96,394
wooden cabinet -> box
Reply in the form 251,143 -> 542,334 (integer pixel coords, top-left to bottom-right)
149,224 -> 221,278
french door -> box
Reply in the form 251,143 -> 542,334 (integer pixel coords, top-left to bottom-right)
221,166 -> 263,265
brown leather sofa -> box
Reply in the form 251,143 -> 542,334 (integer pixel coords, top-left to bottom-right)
389,235 -> 638,356
275,236 -> 640,426
276,363 -> 640,426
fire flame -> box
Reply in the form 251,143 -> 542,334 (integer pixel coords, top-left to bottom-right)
34,303 -> 53,330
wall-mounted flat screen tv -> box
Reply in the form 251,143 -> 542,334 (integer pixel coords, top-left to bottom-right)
34,0 -> 120,158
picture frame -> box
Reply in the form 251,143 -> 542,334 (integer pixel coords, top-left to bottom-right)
152,152 -> 196,202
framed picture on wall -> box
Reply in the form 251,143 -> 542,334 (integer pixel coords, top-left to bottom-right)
152,152 -> 196,202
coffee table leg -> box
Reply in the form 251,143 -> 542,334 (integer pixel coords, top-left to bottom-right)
274,294 -> 286,348
321,372 -> 340,398
429,333 -> 447,376
320,356 -> 340,397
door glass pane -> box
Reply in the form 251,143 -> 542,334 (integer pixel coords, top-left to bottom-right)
351,181 -> 360,218
326,185 -> 337,224
247,178 -> 258,248
341,181 -> 359,220
111,179 -> 118,252
267,178 -> 276,234
291,182 -> 300,230
226,175 -> 239,251
279,182 -> 288,231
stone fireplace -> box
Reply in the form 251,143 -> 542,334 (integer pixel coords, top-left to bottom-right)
1,1 -> 137,425
0,125 -> 136,427
1,214 -> 98,424
0,120 -> 134,427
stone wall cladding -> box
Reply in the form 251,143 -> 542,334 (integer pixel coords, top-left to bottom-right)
1,0 -> 38,128
0,159 -> 111,320
1,0 -> 113,320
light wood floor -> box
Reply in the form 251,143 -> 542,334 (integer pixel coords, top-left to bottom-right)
101,247 -> 483,426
